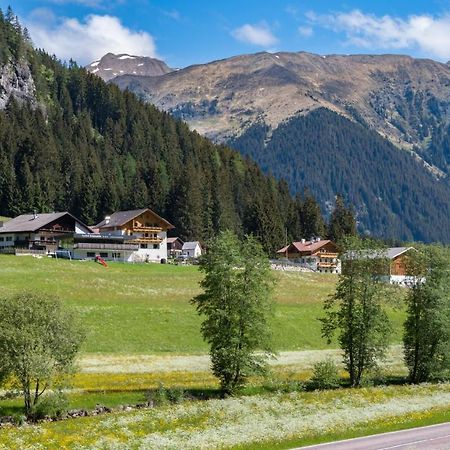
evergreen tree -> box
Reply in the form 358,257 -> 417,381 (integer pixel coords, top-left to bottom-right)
300,191 -> 326,239
327,194 -> 357,242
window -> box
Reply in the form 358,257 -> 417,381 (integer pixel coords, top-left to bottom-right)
87,252 -> 95,258
112,252 -> 121,259
153,244 -> 159,249
100,252 -> 108,258
6,236 -> 12,241
140,244 -> 148,249
0,237 -> 4,242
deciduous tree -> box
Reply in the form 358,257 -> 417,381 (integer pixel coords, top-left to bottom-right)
321,237 -> 392,386
192,231 -> 275,394
403,245 -> 450,383
0,292 -> 84,418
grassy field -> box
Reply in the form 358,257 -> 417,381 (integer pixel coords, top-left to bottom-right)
0,254 -> 423,449
2,384 -> 450,449
0,216 -> 10,222
0,255 -> 405,354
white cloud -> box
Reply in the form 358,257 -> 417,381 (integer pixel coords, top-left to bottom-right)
231,22 -> 278,47
25,13 -> 158,65
298,26 -> 313,37
307,10 -> 450,60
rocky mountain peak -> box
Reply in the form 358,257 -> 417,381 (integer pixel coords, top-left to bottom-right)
86,53 -> 173,82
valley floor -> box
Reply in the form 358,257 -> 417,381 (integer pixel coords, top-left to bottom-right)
0,255 -> 442,449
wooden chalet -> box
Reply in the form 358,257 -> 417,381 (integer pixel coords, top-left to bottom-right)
0,212 -> 92,253
277,239 -> 340,273
73,208 -> 174,263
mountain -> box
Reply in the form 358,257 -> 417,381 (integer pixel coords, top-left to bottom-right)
112,51 -> 450,242
0,11 -> 318,253
86,52 -> 172,82
112,51 -> 450,168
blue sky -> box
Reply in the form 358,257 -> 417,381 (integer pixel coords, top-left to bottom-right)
5,0 -> 450,67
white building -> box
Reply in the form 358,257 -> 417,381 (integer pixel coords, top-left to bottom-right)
73,208 -> 174,263
182,241 -> 202,259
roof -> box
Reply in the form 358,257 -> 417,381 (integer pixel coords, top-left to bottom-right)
386,247 -> 414,259
277,240 -> 334,255
182,241 -> 201,250
95,208 -> 174,229
167,237 -> 183,244
0,212 -> 91,233
344,247 -> 416,260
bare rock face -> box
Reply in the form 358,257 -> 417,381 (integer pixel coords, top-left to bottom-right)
112,51 -> 450,150
86,53 -> 172,82
0,62 -> 36,109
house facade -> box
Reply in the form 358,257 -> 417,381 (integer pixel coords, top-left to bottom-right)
342,247 -> 416,285
0,212 -> 91,253
72,208 -> 174,263
182,241 -> 202,259
167,237 -> 184,258
276,239 -> 341,273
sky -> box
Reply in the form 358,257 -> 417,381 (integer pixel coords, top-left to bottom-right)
5,0 -> 450,68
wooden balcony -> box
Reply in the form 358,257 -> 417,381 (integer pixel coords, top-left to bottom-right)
316,252 -> 339,258
317,261 -> 338,268
130,237 -> 163,244
74,242 -> 139,251
132,224 -> 163,233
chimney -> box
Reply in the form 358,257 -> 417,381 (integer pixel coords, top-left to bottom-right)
301,238 -> 306,244
105,216 -> 111,225
33,210 -> 38,220
317,237 -> 321,242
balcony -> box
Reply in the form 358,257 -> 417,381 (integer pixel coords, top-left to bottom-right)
132,224 -> 163,233
317,261 -> 338,268
74,242 -> 139,251
316,252 -> 339,258
130,237 -> 163,244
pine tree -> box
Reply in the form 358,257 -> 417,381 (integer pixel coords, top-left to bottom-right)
327,194 -> 357,242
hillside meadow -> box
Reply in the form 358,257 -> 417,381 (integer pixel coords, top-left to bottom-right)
0,255 -> 405,354
1,255 -> 429,450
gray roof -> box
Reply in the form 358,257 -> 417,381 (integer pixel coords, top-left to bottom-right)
182,241 -> 201,250
386,247 -> 413,259
167,237 -> 183,244
344,247 -> 415,260
95,208 -> 174,229
0,212 -> 85,233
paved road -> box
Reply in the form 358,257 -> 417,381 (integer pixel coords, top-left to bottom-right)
299,422 -> 450,449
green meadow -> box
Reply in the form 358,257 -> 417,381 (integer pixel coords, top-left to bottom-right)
0,255 -> 425,450
0,255 -> 405,354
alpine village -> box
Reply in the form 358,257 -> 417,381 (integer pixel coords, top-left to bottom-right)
0,3 -> 450,449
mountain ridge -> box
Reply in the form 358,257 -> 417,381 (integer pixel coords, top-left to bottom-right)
86,52 -> 172,82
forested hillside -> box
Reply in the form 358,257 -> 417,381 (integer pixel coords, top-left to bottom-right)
0,9 -> 330,253
230,108 -> 450,243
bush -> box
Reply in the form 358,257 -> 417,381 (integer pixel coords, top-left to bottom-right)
146,384 -> 185,407
309,359 -> 340,390
31,392 -> 69,420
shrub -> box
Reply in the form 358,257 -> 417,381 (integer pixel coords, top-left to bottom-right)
309,359 -> 340,390
146,384 -> 185,407
31,392 -> 69,420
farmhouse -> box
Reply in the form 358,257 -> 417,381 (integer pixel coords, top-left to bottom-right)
182,241 -> 203,259
73,208 -> 174,263
167,237 -> 184,258
343,247 -> 416,284
0,212 -> 92,253
277,238 -> 341,273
